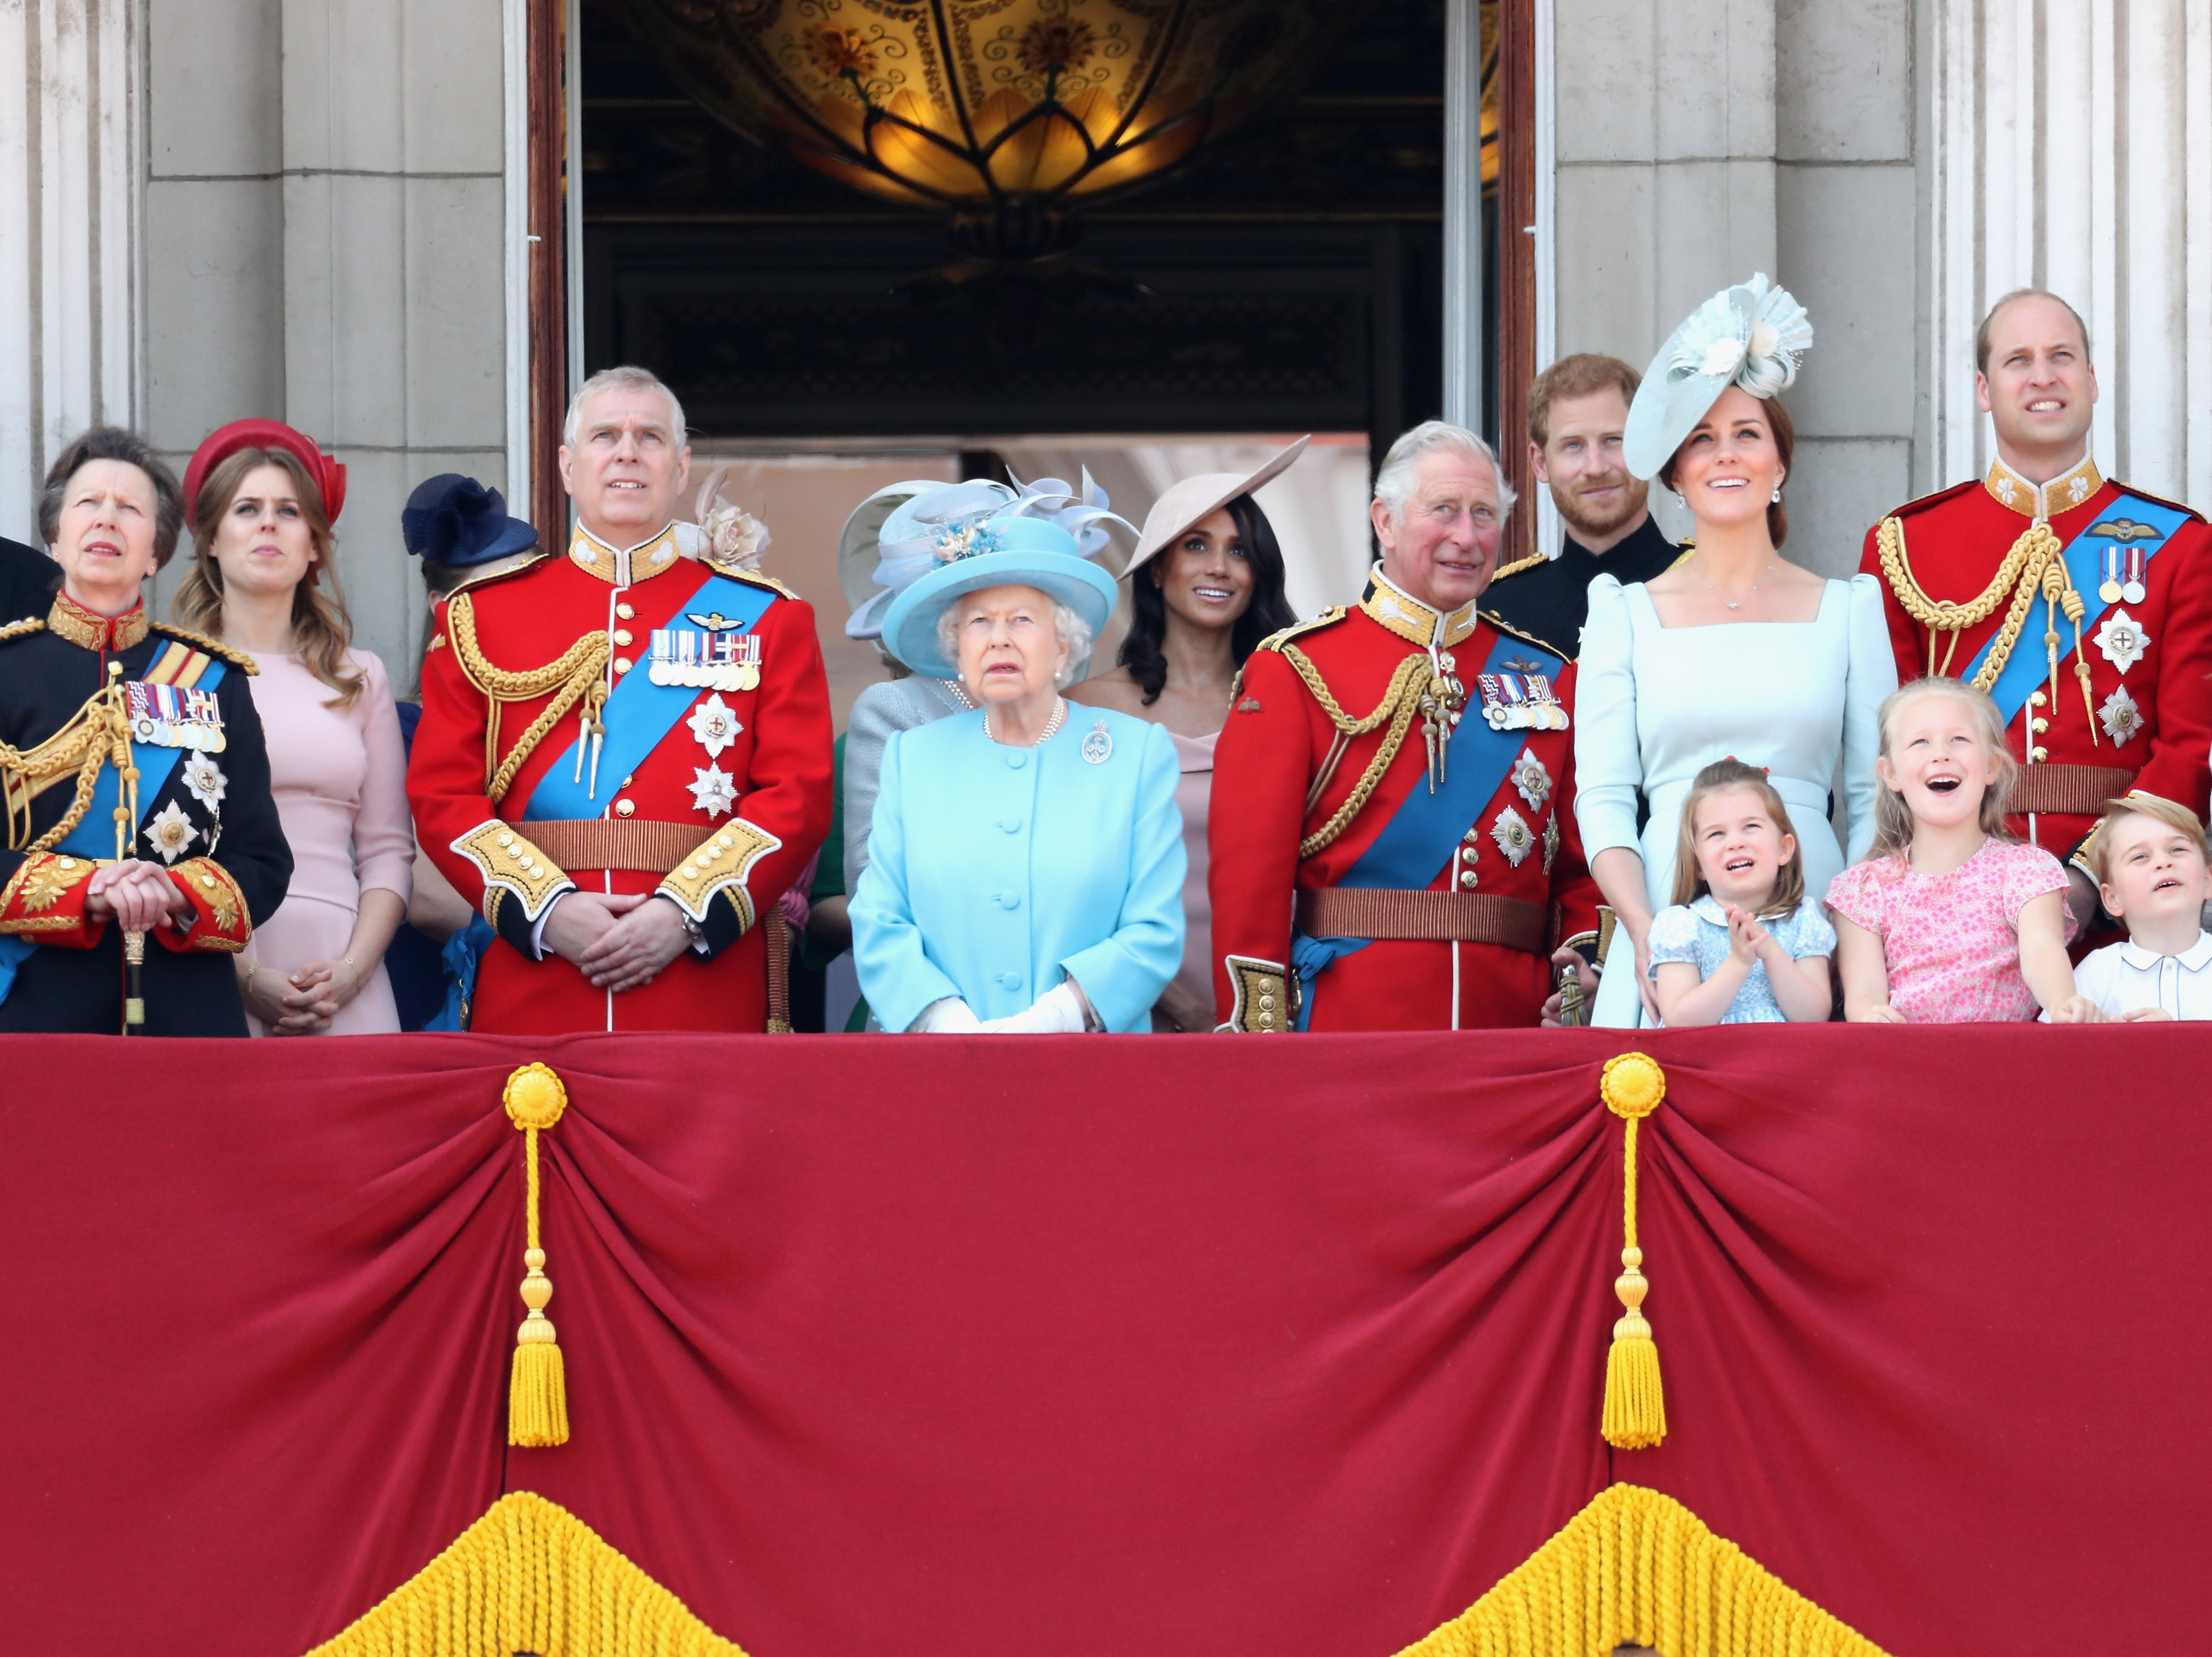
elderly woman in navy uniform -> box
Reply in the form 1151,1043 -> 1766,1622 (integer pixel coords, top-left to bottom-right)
850,486 -> 1186,1033
0,428 -> 291,1034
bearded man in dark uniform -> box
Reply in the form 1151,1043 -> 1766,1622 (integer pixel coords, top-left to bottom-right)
1859,289 -> 2212,926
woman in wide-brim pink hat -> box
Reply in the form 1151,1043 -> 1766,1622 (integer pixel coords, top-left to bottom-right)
1069,436 -> 1307,1031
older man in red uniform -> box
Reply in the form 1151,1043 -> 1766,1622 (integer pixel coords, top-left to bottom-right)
1209,421 -> 1601,1032
409,366 -> 832,1032
1860,290 -> 2212,918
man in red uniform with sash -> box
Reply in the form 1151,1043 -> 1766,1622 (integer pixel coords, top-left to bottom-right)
1209,422 -> 1601,1032
1860,289 -> 2212,921
409,366 -> 833,1032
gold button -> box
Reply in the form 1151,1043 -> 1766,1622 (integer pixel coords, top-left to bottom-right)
498,832 -> 515,847
1258,994 -> 1275,1012
622,775 -> 635,788
2032,717 -> 2050,733
613,629 -> 633,647
616,603 -> 634,620
2032,746 -> 2050,762
614,658 -> 632,675
2029,690 -> 2048,708
202,874 -> 217,888
1462,827 -> 1481,844
1459,869 -> 1478,889
682,863 -> 699,879
614,799 -> 635,817
717,836 -> 734,850
1259,1015 -> 1274,1029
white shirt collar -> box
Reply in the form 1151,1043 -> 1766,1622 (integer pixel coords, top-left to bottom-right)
2117,930 -> 2212,971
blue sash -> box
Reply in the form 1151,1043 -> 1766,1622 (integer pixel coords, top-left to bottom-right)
1292,631 -> 1562,1027
1959,491 -> 2193,728
522,572 -> 774,821
0,657 -> 226,1002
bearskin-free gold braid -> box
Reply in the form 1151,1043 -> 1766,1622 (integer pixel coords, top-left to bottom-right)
1968,525 -> 2065,693
0,684 -> 136,856
1279,648 -> 1438,860
447,592 -> 613,803
1875,514 -> 2052,636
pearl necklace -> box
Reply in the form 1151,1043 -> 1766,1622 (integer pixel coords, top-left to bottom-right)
984,696 -> 1067,747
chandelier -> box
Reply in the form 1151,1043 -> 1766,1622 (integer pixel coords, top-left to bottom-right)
626,0 -> 1361,259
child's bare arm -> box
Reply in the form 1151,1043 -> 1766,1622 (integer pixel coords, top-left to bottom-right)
1765,947 -> 1837,1022
2018,890 -> 2100,1022
1652,956 -> 1751,1027
1834,915 -> 1902,1021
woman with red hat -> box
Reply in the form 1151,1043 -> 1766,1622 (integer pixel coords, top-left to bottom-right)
173,420 -> 413,1035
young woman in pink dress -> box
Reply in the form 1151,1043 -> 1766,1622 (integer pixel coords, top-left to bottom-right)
174,421 -> 413,1035
1068,442 -> 1304,1030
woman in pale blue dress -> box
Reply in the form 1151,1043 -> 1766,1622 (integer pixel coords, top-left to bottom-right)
1575,274 -> 1897,1026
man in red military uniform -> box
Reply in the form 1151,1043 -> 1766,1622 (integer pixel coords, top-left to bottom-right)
1209,421 -> 1601,1032
409,366 -> 833,1032
1860,289 -> 2212,921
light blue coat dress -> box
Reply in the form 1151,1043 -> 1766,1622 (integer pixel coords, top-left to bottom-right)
1573,572 -> 1896,1028
852,705 -> 1187,1033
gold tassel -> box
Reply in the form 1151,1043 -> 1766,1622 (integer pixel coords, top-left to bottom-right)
1600,1052 -> 1667,1450
504,1062 -> 571,1448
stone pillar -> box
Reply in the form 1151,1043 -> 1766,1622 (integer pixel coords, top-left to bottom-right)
1929,0 -> 2212,510
0,0 -> 142,545
142,0 -> 515,672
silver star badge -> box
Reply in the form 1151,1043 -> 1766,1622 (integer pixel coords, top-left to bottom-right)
688,763 -> 737,819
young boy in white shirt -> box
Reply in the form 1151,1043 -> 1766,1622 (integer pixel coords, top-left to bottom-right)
2059,793 -> 2212,1021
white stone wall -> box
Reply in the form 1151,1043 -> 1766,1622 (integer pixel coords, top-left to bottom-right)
1928,0 -> 2212,512
0,0 -> 141,546
1549,0 -> 1921,577
143,0 -> 513,675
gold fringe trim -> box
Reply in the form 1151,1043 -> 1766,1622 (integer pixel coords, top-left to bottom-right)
1392,1483 -> 1890,1657
303,1491 -> 747,1657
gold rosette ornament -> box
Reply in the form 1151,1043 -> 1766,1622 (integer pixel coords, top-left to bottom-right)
504,1062 -> 570,1447
1600,1051 -> 1667,1449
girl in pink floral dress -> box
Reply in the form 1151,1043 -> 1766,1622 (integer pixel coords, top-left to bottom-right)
1827,678 -> 2098,1023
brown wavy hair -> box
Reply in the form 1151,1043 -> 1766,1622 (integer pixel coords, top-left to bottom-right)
1668,757 -> 1806,920
1659,392 -> 1795,547
174,446 -> 365,707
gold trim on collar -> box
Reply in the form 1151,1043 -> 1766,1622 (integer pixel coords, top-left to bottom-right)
567,523 -> 683,587
1360,564 -> 1484,649
47,593 -> 149,652
1985,454 -> 2103,521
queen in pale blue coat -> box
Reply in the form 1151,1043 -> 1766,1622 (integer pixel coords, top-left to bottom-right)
851,487 -> 1186,1034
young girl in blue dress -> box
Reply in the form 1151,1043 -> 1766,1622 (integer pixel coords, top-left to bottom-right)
1645,757 -> 1837,1025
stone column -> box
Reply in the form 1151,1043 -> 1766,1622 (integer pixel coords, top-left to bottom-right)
1929,0 -> 2212,510
0,0 -> 142,545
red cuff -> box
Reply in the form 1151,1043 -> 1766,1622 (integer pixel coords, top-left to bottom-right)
0,853 -> 106,948
158,858 -> 252,952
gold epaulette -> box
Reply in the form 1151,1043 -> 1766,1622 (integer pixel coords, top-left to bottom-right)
1252,606 -> 1349,656
1489,551 -> 1547,583
1479,608 -> 1570,664
708,561 -> 800,600
150,622 -> 257,674
0,617 -> 46,644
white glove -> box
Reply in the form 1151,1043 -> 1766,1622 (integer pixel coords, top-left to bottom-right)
977,981 -> 1090,1034
913,996 -> 984,1034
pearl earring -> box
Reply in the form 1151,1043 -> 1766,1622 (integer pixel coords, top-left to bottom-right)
1770,481 -> 1783,504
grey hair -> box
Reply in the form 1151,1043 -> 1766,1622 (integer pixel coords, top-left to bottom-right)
562,365 -> 688,448
38,426 -> 186,568
1372,420 -> 1518,525
937,590 -> 1096,687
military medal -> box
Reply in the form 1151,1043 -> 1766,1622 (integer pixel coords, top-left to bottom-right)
1081,719 -> 1113,764
124,681 -> 227,752
2098,547 -> 2124,605
1478,669 -> 1568,733
1490,804 -> 1535,867
686,693 -> 743,758
2122,547 -> 2147,605
688,763 -> 737,818
142,800 -> 200,864
2093,609 -> 2149,673
651,623 -> 761,691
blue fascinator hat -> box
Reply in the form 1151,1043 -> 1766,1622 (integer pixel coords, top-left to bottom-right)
876,476 -> 1130,680
401,473 -> 540,565
1623,273 -> 1813,480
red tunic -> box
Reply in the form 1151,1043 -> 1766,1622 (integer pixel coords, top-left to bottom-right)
408,523 -> 833,1033
1859,456 -> 2212,863
1208,578 -> 1600,1032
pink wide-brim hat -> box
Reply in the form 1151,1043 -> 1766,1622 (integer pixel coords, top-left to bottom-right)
1123,436 -> 1309,579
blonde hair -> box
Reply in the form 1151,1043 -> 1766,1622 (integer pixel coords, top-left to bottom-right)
1669,757 -> 1806,919
1865,677 -> 2016,862
2086,793 -> 2210,886
173,447 -> 365,707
